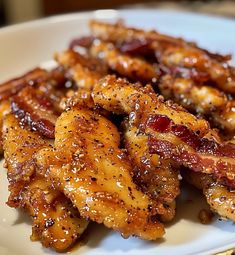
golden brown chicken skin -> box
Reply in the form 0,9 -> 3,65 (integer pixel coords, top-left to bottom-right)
3,114 -> 88,251
159,75 -> 235,134
0,100 -> 11,154
184,171 -> 235,221
36,107 -> 165,240
124,124 -> 180,222
55,49 -> 108,90
89,40 -> 159,83
89,21 -> 235,94
93,75 -> 235,190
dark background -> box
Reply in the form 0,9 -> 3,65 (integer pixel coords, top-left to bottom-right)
0,0 -> 235,27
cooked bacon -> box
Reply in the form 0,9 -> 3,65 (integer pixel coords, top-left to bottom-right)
11,87 -> 59,138
93,75 -> 235,189
147,114 -> 235,157
69,36 -> 95,49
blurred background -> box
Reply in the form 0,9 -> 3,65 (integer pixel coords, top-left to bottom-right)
0,0 -> 235,26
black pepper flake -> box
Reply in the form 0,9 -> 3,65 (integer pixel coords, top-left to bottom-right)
45,218 -> 54,228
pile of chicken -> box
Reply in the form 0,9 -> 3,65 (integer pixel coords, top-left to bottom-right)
1,20 -> 235,252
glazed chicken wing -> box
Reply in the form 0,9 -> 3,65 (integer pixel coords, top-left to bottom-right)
36,107 -> 165,240
3,114 -> 88,251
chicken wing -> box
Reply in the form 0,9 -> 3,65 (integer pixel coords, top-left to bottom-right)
3,114 -> 88,251
36,107 -> 165,240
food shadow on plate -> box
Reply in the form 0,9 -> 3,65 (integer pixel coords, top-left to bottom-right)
167,181 -> 212,226
12,208 -> 31,226
80,222 -> 160,252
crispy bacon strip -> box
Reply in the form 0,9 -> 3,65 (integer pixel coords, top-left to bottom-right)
11,86 -> 59,138
36,107 -> 165,240
182,130 -> 235,222
93,75 -> 235,189
3,114 -> 88,251
159,75 -> 235,133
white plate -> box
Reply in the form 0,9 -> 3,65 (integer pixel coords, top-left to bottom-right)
0,9 -> 235,255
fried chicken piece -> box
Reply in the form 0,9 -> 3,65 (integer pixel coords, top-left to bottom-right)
93,75 -> 208,132
0,67 -> 67,102
90,20 -> 230,63
3,114 -> 88,251
90,21 -> 235,94
93,75 -> 235,189
0,100 -> 11,153
55,49 -> 107,90
159,46 -> 235,94
36,107 -> 165,240
159,75 -> 235,134
124,124 -> 180,222
89,20 -> 190,48
56,49 -> 108,111
184,171 -> 235,221
89,40 -> 159,83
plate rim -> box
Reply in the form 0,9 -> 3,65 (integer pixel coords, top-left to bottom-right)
1,8 -> 235,35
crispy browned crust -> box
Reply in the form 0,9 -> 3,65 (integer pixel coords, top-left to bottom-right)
3,114 -> 88,251
159,75 -> 235,134
93,75 -> 235,189
90,20 -> 235,94
36,107 -> 165,240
